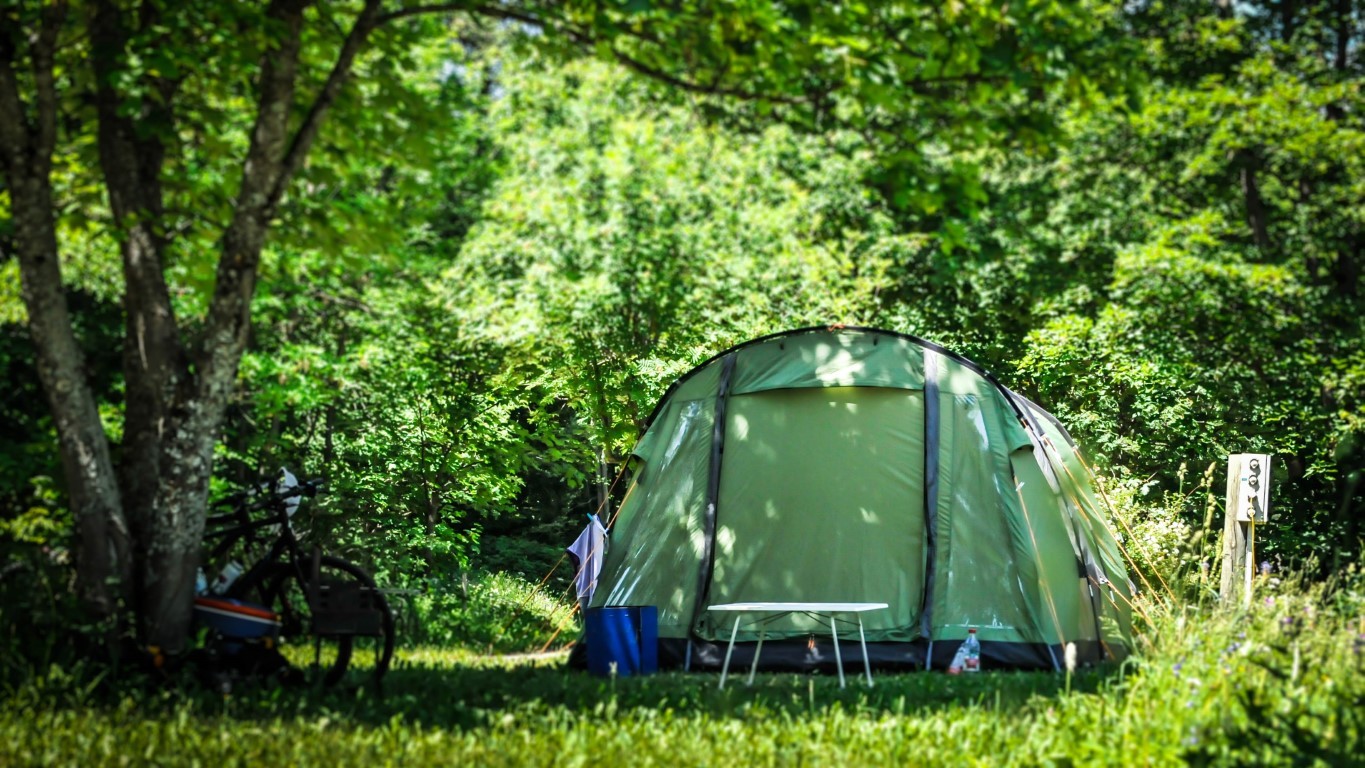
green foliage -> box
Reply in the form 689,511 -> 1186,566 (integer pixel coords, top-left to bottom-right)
403,570 -> 578,653
542,0 -> 1138,222
452,54 -> 906,462
212,30 -> 520,583
1019,241 -> 1315,467
4,0 -> 1364,650
973,2 -> 1365,563
0,524 -> 99,687
0,287 -> 122,516
1098,462 -> 1226,599
475,535 -> 575,588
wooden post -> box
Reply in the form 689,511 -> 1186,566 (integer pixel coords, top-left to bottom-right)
1220,454 -> 1272,607
1220,455 -> 1248,606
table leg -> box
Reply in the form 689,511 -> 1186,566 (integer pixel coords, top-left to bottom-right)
830,614 -> 846,689
747,624 -> 766,686
719,614 -> 741,690
858,614 -> 873,687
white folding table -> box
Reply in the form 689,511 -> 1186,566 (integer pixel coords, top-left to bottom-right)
706,602 -> 889,689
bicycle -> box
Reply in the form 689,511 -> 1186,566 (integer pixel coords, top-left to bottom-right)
200,471 -> 395,689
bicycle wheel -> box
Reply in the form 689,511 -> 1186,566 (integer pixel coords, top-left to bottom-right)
229,556 -> 395,688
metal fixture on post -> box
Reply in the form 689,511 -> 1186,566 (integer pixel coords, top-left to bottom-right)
1220,453 -> 1272,607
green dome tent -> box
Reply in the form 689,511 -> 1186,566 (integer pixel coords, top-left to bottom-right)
584,326 -> 1134,671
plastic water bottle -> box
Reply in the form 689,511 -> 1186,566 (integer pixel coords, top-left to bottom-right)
963,628 -> 981,672
211,561 -> 243,594
947,643 -> 967,674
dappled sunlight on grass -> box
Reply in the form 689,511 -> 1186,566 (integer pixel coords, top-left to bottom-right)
376,645 -> 1109,726
3,569 -> 1363,766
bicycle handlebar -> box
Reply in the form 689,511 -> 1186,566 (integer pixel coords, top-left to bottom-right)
205,476 -> 325,532
276,478 -> 324,501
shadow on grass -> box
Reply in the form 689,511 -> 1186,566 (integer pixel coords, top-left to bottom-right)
8,647 -> 1124,734
208,650 -> 1124,731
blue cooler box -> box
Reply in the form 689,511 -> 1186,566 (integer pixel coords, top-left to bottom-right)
585,605 -> 657,677
193,597 -> 281,639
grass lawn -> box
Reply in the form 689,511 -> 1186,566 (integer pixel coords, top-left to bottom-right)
3,578 -> 1363,766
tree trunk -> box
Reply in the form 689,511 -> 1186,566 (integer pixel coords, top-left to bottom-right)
138,435 -> 216,650
0,1 -> 132,621
1335,235 -> 1362,298
134,0 -> 388,650
7,0 -> 391,651
600,460 -> 613,522
1236,150 -> 1273,256
139,209 -> 273,649
9,166 -> 132,621
89,0 -> 187,603
141,200 -> 279,647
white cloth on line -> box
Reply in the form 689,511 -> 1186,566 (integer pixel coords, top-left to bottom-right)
566,516 -> 607,605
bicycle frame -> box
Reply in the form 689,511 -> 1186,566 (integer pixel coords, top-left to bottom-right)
198,475 -> 395,688
202,480 -> 320,597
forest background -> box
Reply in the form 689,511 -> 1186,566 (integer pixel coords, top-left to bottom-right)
2,0 -> 1363,657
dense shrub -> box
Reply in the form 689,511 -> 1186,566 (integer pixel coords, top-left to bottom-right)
401,570 -> 578,654
1099,462 -> 1225,601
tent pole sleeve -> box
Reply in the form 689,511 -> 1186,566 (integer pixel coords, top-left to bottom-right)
690,352 -> 738,635
1015,392 -> 1097,662
1054,460 -> 1113,662
1063,500 -> 1108,661
920,350 -> 941,646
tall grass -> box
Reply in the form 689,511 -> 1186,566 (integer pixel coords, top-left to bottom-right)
1100,461 -> 1227,604
399,570 -> 580,653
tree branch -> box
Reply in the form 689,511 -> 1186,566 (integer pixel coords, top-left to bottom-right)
0,39 -> 30,177
232,0 -> 313,222
194,0 -> 314,400
492,4 -> 991,109
138,5 -> 183,231
476,4 -> 816,106
90,0 -> 177,235
87,0 -> 190,566
32,1 -> 66,172
608,43 -> 810,105
267,0 -> 384,213
0,3 -> 68,175
377,2 -> 470,26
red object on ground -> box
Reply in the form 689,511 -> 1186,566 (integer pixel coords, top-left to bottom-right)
193,596 -> 281,638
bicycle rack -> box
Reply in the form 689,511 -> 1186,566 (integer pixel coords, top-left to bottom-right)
306,548 -> 387,637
